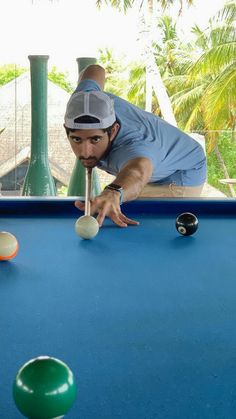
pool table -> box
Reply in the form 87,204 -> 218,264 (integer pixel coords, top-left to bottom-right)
1,197 -> 236,419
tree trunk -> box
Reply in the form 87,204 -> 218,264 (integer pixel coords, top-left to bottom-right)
146,52 -> 177,125
145,68 -> 152,111
138,0 -> 177,125
214,145 -> 236,197
231,117 -> 236,142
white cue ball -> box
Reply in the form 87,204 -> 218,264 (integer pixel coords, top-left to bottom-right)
0,231 -> 19,261
75,215 -> 99,240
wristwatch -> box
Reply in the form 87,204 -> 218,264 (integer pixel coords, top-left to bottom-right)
104,183 -> 124,205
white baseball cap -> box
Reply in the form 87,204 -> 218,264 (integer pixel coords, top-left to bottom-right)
64,91 -> 116,130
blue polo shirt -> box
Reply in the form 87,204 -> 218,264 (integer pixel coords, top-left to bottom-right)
75,80 -> 207,186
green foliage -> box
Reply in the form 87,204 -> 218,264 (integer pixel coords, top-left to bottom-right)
207,150 -> 226,192
57,185 -> 68,196
0,64 -> 26,86
184,1 -> 236,132
0,64 -> 73,93
98,48 -> 130,98
48,66 -> 73,93
96,0 -> 195,14
96,0 -> 135,13
0,1 -> 234,197
127,64 -> 146,108
207,132 -> 236,196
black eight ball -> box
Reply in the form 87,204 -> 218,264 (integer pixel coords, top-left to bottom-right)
176,212 -> 198,236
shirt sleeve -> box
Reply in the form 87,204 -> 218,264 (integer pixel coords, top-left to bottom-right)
74,79 -> 101,93
109,143 -> 157,173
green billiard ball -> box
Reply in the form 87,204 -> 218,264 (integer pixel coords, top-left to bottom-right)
12,356 -> 77,419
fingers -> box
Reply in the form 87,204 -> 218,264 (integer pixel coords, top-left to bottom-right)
96,208 -> 139,228
74,199 -> 139,228
108,212 -> 128,228
96,210 -> 106,227
96,210 -> 127,227
74,200 -> 85,211
119,214 -> 140,226
95,202 -> 120,227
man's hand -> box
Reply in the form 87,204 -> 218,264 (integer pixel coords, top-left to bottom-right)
75,157 -> 153,227
75,190 -> 139,228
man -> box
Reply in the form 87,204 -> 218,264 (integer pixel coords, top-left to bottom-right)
64,64 -> 206,227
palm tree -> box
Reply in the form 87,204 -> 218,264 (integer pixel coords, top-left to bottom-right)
98,48 -> 130,97
167,1 -> 236,195
127,14 -> 183,113
165,2 -> 235,135
188,1 -> 236,134
127,63 -> 147,108
96,0 -> 194,125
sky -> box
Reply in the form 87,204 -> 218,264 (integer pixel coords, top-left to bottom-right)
0,0 -> 227,83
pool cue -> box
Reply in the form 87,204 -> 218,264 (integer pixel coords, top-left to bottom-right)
85,168 -> 92,216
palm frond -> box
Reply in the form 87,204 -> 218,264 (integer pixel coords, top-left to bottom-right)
203,61 -> 236,129
184,103 -> 203,131
160,0 -> 194,15
172,83 -> 206,111
96,0 -> 135,13
191,24 -> 210,50
164,74 -> 191,95
168,78 -> 208,130
127,64 -> 146,105
189,38 -> 236,78
210,25 -> 236,48
215,1 -> 236,25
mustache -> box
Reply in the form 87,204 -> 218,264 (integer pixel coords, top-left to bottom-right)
79,156 -> 98,167
79,156 -> 97,161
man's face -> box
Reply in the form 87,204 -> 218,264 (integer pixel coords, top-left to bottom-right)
67,128 -> 113,168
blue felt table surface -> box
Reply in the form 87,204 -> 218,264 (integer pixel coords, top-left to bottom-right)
0,198 -> 236,418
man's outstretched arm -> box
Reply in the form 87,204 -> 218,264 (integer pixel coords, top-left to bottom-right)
78,64 -> 105,90
75,157 -> 153,227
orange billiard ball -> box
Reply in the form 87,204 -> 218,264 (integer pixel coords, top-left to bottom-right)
0,231 -> 19,261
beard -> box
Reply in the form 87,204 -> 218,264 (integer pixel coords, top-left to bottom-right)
79,157 -> 98,168
78,138 -> 113,168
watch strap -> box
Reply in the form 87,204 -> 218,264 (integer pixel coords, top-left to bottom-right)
104,183 -> 124,205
